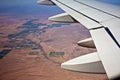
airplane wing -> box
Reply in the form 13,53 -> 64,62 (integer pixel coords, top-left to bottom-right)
37,0 -> 120,79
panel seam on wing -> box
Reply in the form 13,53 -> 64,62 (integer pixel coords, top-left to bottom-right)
56,0 -> 100,24
74,0 -> 120,19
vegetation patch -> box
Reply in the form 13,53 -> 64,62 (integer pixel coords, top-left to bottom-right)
8,30 -> 31,38
29,52 -> 39,55
49,52 -> 64,57
0,50 -> 11,59
17,19 -> 46,29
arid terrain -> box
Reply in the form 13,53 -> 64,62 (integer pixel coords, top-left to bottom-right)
0,15 -> 107,80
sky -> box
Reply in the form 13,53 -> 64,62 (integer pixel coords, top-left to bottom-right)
0,0 -> 63,19
99,0 -> 120,5
0,0 -> 120,18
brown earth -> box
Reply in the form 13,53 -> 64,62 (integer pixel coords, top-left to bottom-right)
0,15 -> 27,43
0,17 -> 108,80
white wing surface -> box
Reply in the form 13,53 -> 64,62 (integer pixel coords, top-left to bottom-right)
37,0 -> 120,79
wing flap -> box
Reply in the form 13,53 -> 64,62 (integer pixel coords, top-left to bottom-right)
90,28 -> 120,79
79,8 -> 115,23
62,1 -> 90,11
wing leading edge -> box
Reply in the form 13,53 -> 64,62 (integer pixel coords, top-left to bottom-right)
37,0 -> 120,79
